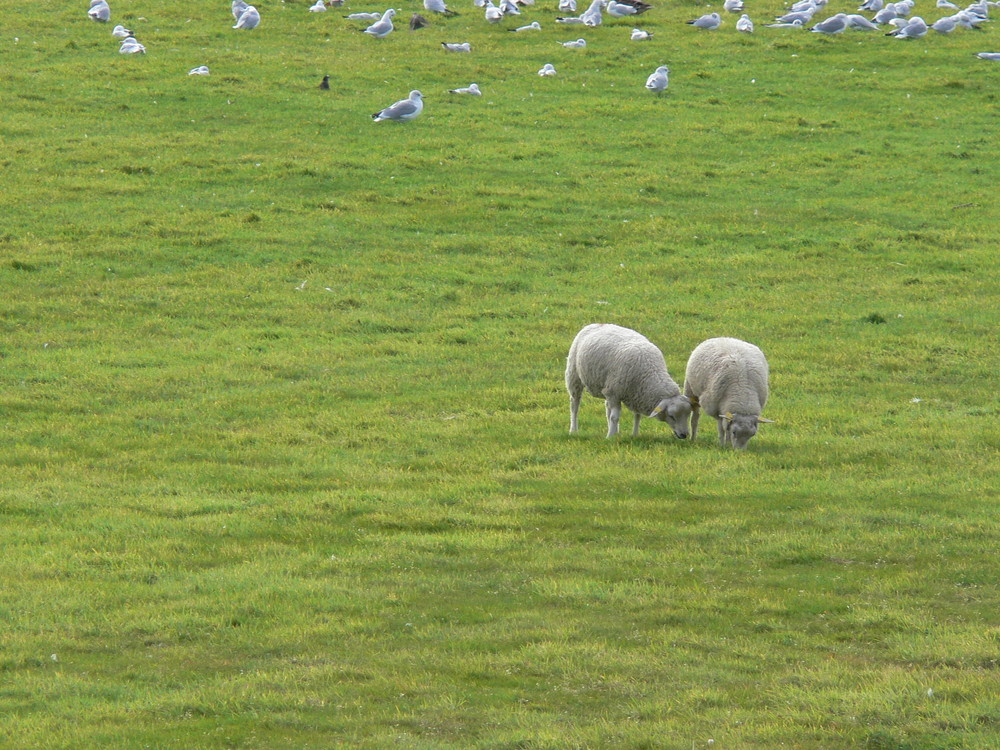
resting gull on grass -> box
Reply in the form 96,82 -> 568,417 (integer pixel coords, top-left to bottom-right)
372,90 -> 424,122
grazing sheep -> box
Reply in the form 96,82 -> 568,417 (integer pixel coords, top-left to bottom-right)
683,337 -> 774,450
566,323 -> 691,439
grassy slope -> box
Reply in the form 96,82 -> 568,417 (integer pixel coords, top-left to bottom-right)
1,0 -> 998,748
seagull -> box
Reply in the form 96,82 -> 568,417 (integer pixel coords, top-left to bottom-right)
859,0 -> 883,9
724,0 -> 744,12
119,36 -> 146,54
188,65 -> 210,75
845,13 -> 880,28
558,0 -> 577,10
88,0 -> 110,22
309,0 -> 327,11
580,0 -> 604,25
364,8 -> 396,37
449,83 -> 482,94
687,13 -> 721,29
372,90 -> 424,122
560,38 -> 587,47
956,10 -> 989,28
873,6 -> 899,22
233,5 -> 260,29
232,0 -> 249,20
889,15 -> 928,36
424,0 -> 459,15
442,41 -> 471,51
765,18 -> 804,27
606,0 -> 640,17
645,65 -> 669,93
975,51 -> 1000,59
319,74 -> 330,89
810,13 -> 848,33
345,12 -> 381,20
936,0 -> 959,7
499,0 -> 522,15
930,14 -> 959,32
538,62 -> 557,76
484,1 -> 504,23
630,27 -> 653,39
775,10 -> 817,23
736,13 -> 754,31
111,24 -> 132,38
510,21 -> 542,30
410,13 -> 430,29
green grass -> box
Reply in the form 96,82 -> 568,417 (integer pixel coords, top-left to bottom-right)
2,0 -> 999,747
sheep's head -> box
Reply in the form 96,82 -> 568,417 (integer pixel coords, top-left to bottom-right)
649,394 -> 692,439
721,412 -> 775,450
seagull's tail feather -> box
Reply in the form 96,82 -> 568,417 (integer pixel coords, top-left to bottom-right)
443,9 -> 460,15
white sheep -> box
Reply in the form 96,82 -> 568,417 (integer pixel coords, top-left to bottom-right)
565,323 -> 692,439
683,337 -> 774,450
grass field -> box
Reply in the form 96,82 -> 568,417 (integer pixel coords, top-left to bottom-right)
2,0 -> 999,747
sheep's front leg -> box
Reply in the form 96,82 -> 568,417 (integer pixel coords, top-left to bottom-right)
605,399 -> 621,438
632,411 -> 642,437
690,403 -> 701,441
716,417 -> 728,447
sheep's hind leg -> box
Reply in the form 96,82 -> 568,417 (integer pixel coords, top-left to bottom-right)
605,399 -> 621,438
632,411 -> 641,437
567,380 -> 583,434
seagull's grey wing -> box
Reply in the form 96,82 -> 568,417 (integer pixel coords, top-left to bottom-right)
381,99 -> 419,119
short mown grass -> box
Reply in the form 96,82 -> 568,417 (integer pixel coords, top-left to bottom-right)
1,0 -> 998,747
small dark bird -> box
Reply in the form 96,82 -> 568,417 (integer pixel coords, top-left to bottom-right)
410,13 -> 430,30
319,75 -> 330,90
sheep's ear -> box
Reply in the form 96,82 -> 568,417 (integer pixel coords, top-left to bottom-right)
649,398 -> 669,418
758,418 -> 776,424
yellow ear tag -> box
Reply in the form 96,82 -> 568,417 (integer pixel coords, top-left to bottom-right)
651,406 -> 663,416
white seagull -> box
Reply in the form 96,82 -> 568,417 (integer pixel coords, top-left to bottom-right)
975,51 -> 1000,60
687,13 -> 721,29
425,0 -> 459,15
889,15 -> 928,36
345,12 -> 381,20
630,28 -> 653,39
510,21 -> 542,31
188,65 -> 210,75
89,0 -> 110,23
736,13 -> 754,31
845,13 -> 880,29
930,14 -> 959,32
560,38 -> 587,47
119,36 -> 145,54
233,5 -> 260,29
364,9 -> 396,37
442,41 -> 471,51
449,83 -> 482,94
558,0 -> 577,10
111,24 -> 132,39
724,0 -> 744,12
810,13 -> 848,33
372,90 -> 424,122
765,19 -> 804,27
232,0 -> 249,20
645,65 -> 669,93
606,0 -> 640,18
309,0 -> 327,11
484,1 -> 504,23
538,62 -> 557,76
